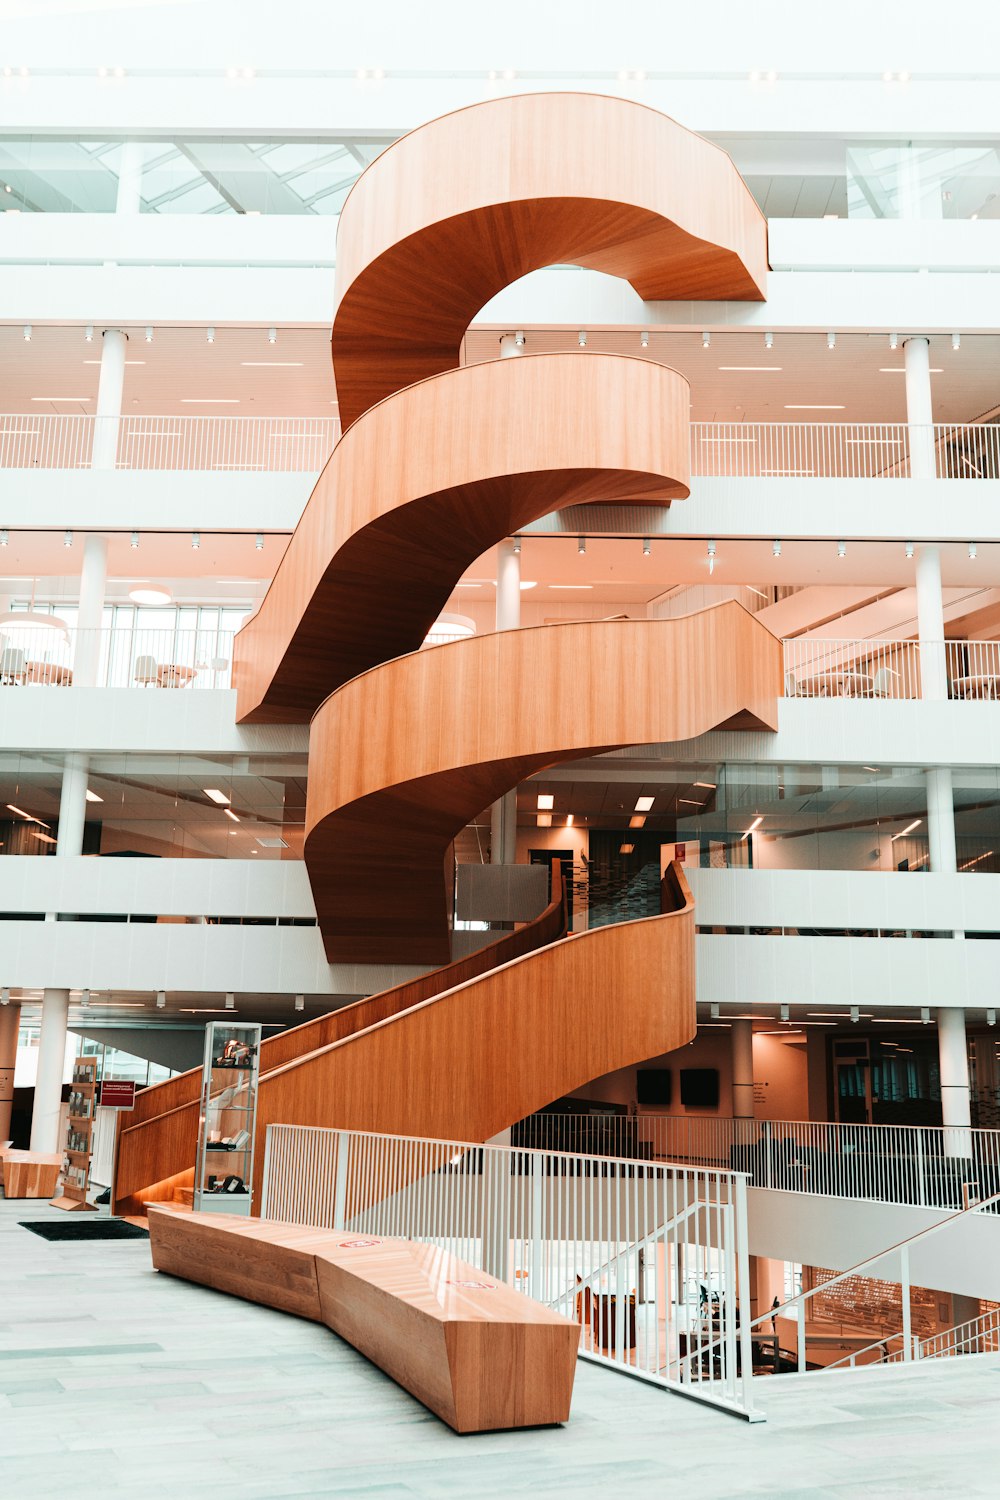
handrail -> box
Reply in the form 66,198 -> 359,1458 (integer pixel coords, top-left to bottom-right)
782,636 -> 1000,701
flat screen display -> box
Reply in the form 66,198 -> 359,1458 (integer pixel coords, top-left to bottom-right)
680,1068 -> 720,1108
636,1069 -> 671,1106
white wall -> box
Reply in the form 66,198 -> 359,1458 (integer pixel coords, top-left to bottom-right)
0,471 -> 316,533
0,857 -> 317,919
687,868 -> 1000,934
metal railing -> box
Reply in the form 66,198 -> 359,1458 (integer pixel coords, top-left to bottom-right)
908,1305 -> 1000,1361
691,422 -> 1000,479
3,416 -> 999,478
0,626 -> 235,689
261,1123 -> 760,1419
0,414 -> 340,472
782,637 -> 1000,700
511,1115 -> 1000,1212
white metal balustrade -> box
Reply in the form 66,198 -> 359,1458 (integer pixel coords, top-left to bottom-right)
690,422 -> 1000,479
782,637 -> 1000,700
512,1115 -> 1000,1212
0,414 -> 340,472
0,627 -> 235,689
260,1123 -> 760,1419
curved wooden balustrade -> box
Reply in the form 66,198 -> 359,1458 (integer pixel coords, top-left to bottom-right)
118,865 -> 693,1216
233,354 -> 690,724
306,603 -> 782,964
331,92 -> 767,426
114,872 -> 568,1216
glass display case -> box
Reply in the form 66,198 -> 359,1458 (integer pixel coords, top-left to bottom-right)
193,1022 -> 261,1215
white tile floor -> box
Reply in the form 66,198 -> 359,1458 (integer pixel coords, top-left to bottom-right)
2,1195 -> 999,1499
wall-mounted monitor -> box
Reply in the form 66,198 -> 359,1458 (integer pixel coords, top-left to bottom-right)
680,1068 -> 720,1108
636,1069 -> 671,1107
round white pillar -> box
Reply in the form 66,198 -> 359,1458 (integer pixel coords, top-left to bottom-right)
491,539 -> 521,864
904,336 -> 935,480
29,989 -> 69,1152
938,1007 -> 972,1154
0,999 -> 20,1144
926,767 -> 957,874
73,533 -> 108,687
915,545 -> 947,700
731,1019 -> 754,1119
57,753 -> 91,856
92,329 -> 127,470
115,141 -> 145,215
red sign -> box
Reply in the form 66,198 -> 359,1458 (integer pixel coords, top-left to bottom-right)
338,1238 -> 382,1249
447,1280 -> 496,1291
99,1080 -> 137,1110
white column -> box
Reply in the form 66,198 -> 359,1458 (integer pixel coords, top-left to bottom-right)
57,752 -> 91,856
115,141 -> 144,215
732,1019 -> 754,1119
91,329 -> 127,471
915,545 -> 947,701
904,335 -> 935,480
29,988 -> 69,1151
0,999 -> 20,1144
491,539 -> 521,865
938,1007 -> 972,1149
927,767 -> 957,874
73,532 -> 108,687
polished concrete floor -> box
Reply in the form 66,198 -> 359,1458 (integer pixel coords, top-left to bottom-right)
2,1194 -> 999,1499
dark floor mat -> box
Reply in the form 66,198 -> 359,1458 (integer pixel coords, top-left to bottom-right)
19,1219 -> 149,1241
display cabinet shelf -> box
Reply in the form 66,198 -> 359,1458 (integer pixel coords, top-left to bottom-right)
193,1022 -> 261,1216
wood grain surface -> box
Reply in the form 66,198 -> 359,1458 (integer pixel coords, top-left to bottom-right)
147,1207 -> 579,1432
233,353 -> 690,724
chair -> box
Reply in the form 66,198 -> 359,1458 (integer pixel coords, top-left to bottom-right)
871,667 -> 898,698
784,670 -> 797,697
0,647 -> 26,685
133,654 -> 160,686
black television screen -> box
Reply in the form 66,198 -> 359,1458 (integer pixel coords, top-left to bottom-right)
680,1068 -> 720,1108
636,1069 -> 671,1107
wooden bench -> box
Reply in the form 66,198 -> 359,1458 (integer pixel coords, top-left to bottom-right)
147,1207 -> 578,1432
1,1149 -> 63,1199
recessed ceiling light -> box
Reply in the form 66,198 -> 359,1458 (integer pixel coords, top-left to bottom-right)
518,581 -> 537,590
785,404 -> 845,410
180,398 -> 239,404
744,816 -> 763,836
84,789 -> 103,803
537,794 -> 554,810
550,584 -> 593,590
240,361 -> 304,367
256,837 -> 288,848
203,789 -> 230,805
31,396 -> 91,402
717,366 -> 783,372
635,796 -> 655,812
879,367 -> 942,373
536,813 -> 552,827
129,587 -> 171,605
629,815 -> 646,828
224,808 -> 240,823
891,819 -> 922,840
619,843 -> 635,855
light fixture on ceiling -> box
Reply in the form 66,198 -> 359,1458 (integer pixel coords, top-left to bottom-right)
130,530 -> 139,549
952,332 -> 961,351
635,796 -> 654,812
969,541 -> 978,560
744,815 -> 763,836
891,819 -> 922,840
905,541 -> 914,558
204,789 -> 230,805
268,327 -> 276,344
629,815 -> 646,828
225,992 -> 235,1010
224,808 -> 240,823
23,325 -> 31,341
0,530 -> 6,546
84,325 -> 93,342
206,327 -> 215,343
921,1007 -> 930,1025
577,535 -> 586,555
642,537 -> 650,556
707,538 -> 716,574
129,587 -> 171,605
80,989 -> 91,1008
837,539 -> 846,558
701,331 -> 711,348
640,330 -> 649,348
519,580 -> 537,590
255,532 -> 264,550
764,331 -> 773,349
536,813 -> 552,828
63,530 -> 73,548
988,1008 -> 997,1027
766,69 -> 777,82
889,332 -> 898,350
772,539 -> 781,558
578,330 -> 587,348
145,326 -> 153,342
619,843 -> 635,855
191,531 -> 200,549
84,789 -> 103,803
537,793 -> 554,810
0,989 -> 8,1005
780,1003 -> 790,1021
512,535 -> 521,554
566,814 -> 574,827
156,990 -> 166,1009
827,331 -> 836,349
295,994 -> 305,1011
851,1005 -> 860,1023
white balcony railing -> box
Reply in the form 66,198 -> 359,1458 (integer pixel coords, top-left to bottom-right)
2,416 -> 999,478
691,422 -> 1000,479
512,1115 -> 1000,1211
0,627 -> 235,689
0,414 -> 340,472
782,637 -> 1000,700
261,1122 -> 758,1418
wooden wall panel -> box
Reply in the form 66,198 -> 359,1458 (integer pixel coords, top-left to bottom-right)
332,92 -> 767,425
305,604 -> 782,963
233,354 -> 690,724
